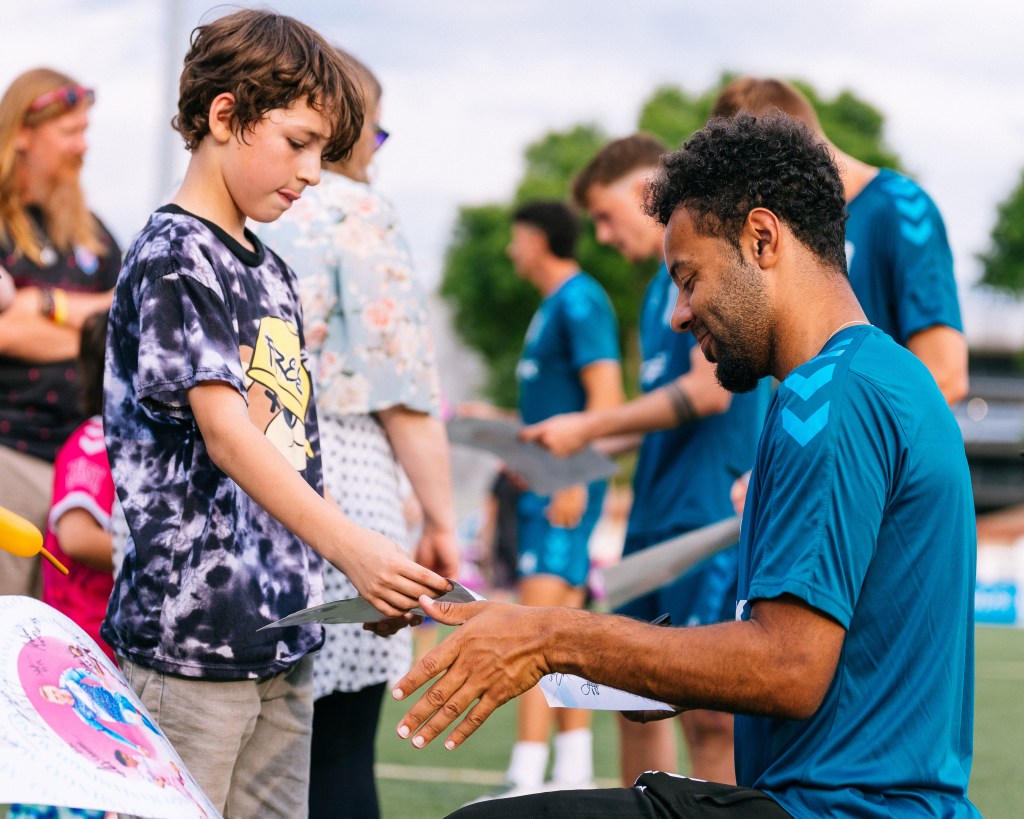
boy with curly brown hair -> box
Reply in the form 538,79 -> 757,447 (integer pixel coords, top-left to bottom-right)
102,10 -> 451,816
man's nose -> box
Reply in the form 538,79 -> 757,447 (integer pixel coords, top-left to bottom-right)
671,291 -> 692,333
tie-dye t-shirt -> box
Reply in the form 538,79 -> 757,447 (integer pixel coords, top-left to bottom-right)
102,205 -> 325,681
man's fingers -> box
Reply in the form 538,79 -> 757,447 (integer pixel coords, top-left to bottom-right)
392,635 -> 458,702
440,697 -> 499,749
398,673 -> 475,748
417,596 -> 489,627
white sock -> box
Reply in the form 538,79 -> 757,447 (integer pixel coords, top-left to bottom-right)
506,741 -> 549,788
551,728 -> 593,785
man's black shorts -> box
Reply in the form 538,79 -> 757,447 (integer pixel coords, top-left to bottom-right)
447,772 -> 792,818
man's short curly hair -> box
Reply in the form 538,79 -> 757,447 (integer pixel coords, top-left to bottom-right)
174,9 -> 363,163
644,114 -> 847,274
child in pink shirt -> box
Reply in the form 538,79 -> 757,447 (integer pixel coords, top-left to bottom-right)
42,312 -> 115,660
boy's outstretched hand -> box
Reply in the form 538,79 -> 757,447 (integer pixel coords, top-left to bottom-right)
392,597 -> 553,750
335,528 -> 452,617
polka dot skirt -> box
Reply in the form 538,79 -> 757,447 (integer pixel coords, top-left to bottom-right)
313,413 -> 412,700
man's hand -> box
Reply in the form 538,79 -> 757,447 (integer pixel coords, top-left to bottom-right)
546,484 -> 587,528
393,597 -> 552,749
520,411 -> 592,457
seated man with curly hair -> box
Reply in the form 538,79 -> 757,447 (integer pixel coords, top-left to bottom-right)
392,113 -> 981,819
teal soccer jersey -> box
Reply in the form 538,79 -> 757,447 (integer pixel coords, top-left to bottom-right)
516,272 -> 619,425
846,168 -> 962,344
736,325 -> 979,817
514,271 -> 619,586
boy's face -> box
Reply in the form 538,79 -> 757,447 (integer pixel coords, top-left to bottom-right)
221,99 -> 331,223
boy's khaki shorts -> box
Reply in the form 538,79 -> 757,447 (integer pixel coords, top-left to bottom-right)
119,654 -> 314,819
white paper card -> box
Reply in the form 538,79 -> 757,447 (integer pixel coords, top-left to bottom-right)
538,672 -> 674,712
0,596 -> 220,818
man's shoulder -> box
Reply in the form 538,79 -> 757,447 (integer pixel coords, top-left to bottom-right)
775,329 -> 912,428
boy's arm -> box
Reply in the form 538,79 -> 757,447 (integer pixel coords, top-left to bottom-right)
188,382 -> 451,615
523,345 -> 730,457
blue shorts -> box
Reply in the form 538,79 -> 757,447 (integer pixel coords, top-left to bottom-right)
515,483 -> 606,587
615,524 -> 738,626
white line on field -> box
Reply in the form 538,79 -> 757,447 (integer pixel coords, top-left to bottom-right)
375,763 -> 618,788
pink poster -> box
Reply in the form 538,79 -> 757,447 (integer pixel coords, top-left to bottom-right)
0,597 -> 219,818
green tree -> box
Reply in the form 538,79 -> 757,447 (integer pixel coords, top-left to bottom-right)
977,170 -> 1024,296
441,76 -> 904,404
638,74 -> 902,171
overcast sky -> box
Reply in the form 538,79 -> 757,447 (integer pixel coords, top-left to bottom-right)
6,0 -> 1024,348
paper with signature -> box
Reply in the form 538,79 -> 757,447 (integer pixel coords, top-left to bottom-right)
446,417 -> 616,496
539,673 -> 674,711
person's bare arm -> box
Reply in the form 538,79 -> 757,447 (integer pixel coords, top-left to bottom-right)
188,382 -> 450,615
377,406 -> 460,579
0,287 -> 113,361
545,359 -> 623,527
394,592 -> 844,750
55,508 -> 114,572
523,346 -> 730,457
906,325 -> 968,406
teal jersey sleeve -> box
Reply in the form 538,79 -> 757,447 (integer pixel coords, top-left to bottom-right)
846,169 -> 962,344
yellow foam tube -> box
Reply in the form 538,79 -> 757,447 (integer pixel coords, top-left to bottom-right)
0,505 -> 67,574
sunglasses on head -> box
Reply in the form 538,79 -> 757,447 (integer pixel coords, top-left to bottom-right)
28,84 -> 95,114
373,124 -> 389,150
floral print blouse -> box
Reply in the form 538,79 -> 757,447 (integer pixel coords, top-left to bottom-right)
260,172 -> 442,420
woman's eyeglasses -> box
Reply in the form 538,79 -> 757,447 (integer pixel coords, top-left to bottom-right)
28,84 -> 95,114
373,124 -> 389,150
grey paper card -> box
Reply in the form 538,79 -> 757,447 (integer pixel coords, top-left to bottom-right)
446,417 -> 617,496
257,581 -> 483,631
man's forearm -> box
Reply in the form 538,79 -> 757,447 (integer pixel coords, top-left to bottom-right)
543,599 -> 842,720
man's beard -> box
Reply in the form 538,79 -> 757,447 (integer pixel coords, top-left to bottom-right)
37,167 -> 92,253
713,340 -> 767,393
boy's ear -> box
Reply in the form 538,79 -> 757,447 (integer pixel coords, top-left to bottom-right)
207,93 -> 237,144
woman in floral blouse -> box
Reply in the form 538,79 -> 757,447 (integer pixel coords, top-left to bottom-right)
260,54 -> 459,819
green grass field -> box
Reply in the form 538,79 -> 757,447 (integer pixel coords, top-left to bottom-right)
3,626 -> 1021,818
375,625 -> 1024,818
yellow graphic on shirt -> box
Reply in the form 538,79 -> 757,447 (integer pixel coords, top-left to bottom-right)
240,317 -> 313,470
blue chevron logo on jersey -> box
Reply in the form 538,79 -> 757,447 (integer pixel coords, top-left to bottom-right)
784,364 -> 835,400
782,403 -> 830,447
894,195 -> 928,222
818,337 -> 852,359
900,219 -> 934,246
